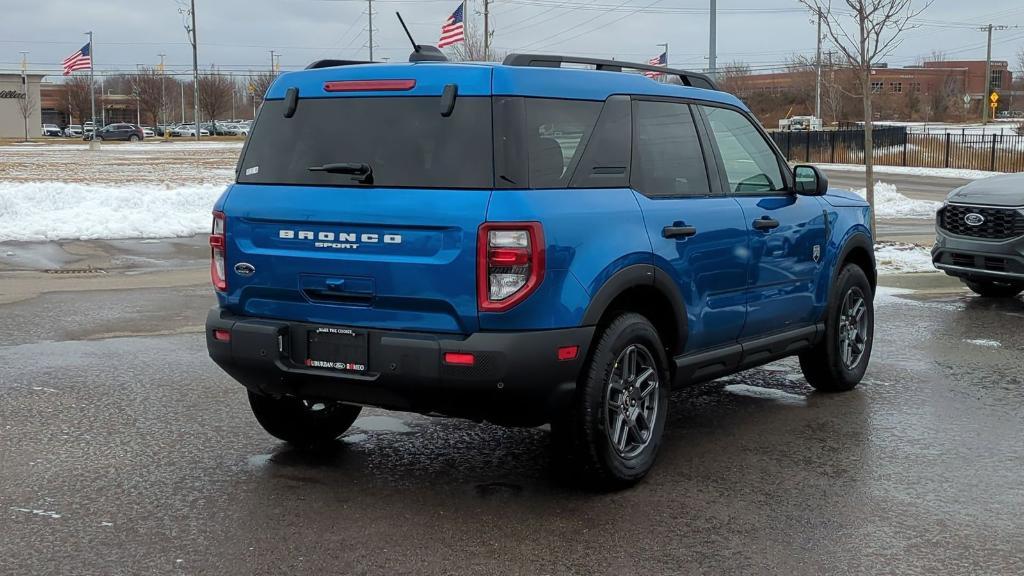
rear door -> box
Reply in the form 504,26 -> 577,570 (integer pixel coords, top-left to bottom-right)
222,66 -> 494,334
697,105 -> 827,339
631,99 -> 749,353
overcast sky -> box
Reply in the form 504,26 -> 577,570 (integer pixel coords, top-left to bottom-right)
2,0 -> 1022,79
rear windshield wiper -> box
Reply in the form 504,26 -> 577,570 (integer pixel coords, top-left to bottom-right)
307,162 -> 373,183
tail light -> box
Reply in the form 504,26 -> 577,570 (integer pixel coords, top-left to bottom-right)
477,222 -> 544,312
210,211 -> 227,291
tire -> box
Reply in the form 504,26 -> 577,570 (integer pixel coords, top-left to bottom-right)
964,279 -> 1023,298
553,313 -> 671,488
129,135 -> 139,142
247,391 -> 361,447
799,264 -> 874,392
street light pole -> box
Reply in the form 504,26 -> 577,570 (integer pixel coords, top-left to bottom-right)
815,9 -> 822,121
19,51 -> 28,141
158,53 -> 166,135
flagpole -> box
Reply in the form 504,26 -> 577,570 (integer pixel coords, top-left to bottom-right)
87,31 -> 98,149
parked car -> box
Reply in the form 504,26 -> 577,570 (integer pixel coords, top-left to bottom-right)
83,121 -> 95,134
173,124 -> 209,137
933,174 -> 1024,298
206,52 -> 877,487
141,126 -> 156,138
84,123 -> 144,142
64,125 -> 84,137
41,124 -> 63,137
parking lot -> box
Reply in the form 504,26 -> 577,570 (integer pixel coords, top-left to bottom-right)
0,141 -> 1019,574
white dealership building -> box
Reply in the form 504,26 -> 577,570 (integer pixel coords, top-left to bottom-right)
0,72 -> 45,138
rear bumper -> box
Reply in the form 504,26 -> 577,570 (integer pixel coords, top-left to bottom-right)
932,230 -> 1024,283
205,308 -> 593,426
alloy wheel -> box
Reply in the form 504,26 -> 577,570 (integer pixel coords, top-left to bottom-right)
603,344 -> 660,459
838,287 -> 869,370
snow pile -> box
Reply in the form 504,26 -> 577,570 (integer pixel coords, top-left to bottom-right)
819,163 -> 1003,180
852,182 -> 941,219
0,181 -> 227,242
875,241 -> 935,274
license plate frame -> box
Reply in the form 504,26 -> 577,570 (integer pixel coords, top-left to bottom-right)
306,327 -> 368,372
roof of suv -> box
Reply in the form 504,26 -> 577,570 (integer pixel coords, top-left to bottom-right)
264,60 -> 747,111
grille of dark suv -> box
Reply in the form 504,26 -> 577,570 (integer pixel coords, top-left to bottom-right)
940,204 -> 1024,240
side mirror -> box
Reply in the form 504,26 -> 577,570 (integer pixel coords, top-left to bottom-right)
793,164 -> 828,196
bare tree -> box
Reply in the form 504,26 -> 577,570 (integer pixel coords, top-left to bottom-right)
130,67 -> 168,127
63,75 -> 94,126
447,26 -> 503,63
16,89 -> 35,142
247,71 -> 278,105
718,60 -> 752,96
799,0 -> 933,232
197,69 -> 234,128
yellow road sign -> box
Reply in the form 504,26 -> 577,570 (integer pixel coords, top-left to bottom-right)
990,92 -> 999,103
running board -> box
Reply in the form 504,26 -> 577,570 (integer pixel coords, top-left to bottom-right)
674,323 -> 824,384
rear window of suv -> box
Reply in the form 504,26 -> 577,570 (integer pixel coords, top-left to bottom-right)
237,96 -> 493,189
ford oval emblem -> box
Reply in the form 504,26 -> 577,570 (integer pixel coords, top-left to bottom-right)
234,262 -> 256,276
964,213 -> 985,226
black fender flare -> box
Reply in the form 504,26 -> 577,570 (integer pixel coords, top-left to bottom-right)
832,232 -> 876,292
580,264 -> 689,355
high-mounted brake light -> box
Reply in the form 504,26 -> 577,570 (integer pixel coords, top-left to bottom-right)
210,211 -> 227,291
477,222 -> 545,312
323,79 -> 416,92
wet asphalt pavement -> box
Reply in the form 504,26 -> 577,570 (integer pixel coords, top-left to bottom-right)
2,278 -> 1024,575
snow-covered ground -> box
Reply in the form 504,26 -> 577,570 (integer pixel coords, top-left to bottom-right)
0,141 -> 239,242
819,163 -> 1003,180
876,121 -> 1022,136
874,241 -> 935,274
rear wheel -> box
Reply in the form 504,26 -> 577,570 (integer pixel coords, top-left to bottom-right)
799,264 -> 874,392
964,279 -> 1023,298
247,391 -> 361,447
553,313 -> 670,488
129,134 -> 139,142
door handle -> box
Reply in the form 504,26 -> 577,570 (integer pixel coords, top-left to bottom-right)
752,216 -> 780,231
662,225 -> 697,239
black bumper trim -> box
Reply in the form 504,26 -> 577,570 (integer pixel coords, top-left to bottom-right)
206,308 -> 594,426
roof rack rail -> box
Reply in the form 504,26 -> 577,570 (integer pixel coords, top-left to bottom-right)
501,53 -> 718,91
305,59 -> 374,70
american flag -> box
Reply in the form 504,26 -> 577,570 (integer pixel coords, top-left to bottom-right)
644,51 -> 666,79
438,3 -> 466,49
63,43 -> 92,76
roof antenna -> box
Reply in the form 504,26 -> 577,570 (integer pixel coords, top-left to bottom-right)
396,12 -> 448,63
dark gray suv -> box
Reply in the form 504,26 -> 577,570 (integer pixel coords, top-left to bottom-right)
933,173 -> 1024,298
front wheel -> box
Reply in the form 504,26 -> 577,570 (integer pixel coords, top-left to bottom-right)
247,391 -> 361,447
964,279 -> 1023,298
799,264 -> 874,392
553,313 -> 670,488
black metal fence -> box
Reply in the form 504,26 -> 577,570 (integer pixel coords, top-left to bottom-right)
770,127 -> 1024,172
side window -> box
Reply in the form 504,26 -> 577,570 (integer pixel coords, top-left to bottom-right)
701,106 -> 786,194
524,98 -> 602,188
632,100 -> 711,198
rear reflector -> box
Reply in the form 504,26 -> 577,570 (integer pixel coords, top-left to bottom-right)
323,79 -> 416,92
213,329 -> 231,342
444,352 -> 475,366
557,346 -> 579,361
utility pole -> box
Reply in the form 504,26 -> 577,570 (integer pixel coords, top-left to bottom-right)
708,0 -> 717,78
980,24 -> 1013,124
158,54 -> 166,136
191,0 -> 199,140
368,0 -> 374,60
270,50 -> 276,72
484,0 -> 491,61
815,9 -> 822,121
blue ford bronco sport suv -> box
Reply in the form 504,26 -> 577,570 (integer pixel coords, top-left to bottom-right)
206,50 -> 876,486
